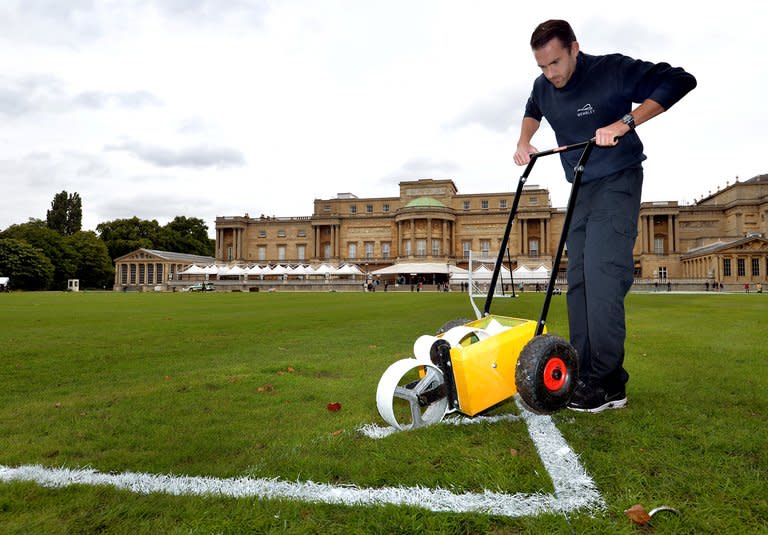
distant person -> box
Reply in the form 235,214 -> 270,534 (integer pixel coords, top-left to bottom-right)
513,19 -> 696,413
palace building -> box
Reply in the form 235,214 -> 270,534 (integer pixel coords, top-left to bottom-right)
213,175 -> 768,285
113,175 -> 768,291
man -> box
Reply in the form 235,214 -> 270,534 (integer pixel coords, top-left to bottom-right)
513,20 -> 696,413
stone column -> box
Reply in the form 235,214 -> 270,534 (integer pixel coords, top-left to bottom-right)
667,216 -> 674,254
522,219 -> 528,256
427,217 -> 432,257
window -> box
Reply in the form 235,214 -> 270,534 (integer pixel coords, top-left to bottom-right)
365,242 -> 374,259
463,200 -> 470,210
366,204 -> 373,213
723,258 -> 731,277
139,264 -> 145,284
403,240 -> 412,256
259,230 -> 267,238
297,229 -> 306,237
278,245 -> 286,261
481,200 -> 489,209
500,199 -> 508,209
258,246 -> 267,261
416,239 -> 426,257
323,244 -> 331,259
529,239 -> 539,258
348,243 -> 357,259
147,264 -> 154,284
658,266 -> 667,280
121,265 -> 128,285
227,246 -> 233,261
737,258 -> 746,276
277,229 -> 286,238
432,239 -> 441,256
383,204 -> 390,213
323,205 -> 331,213
297,245 -> 305,261
480,240 -> 490,256
752,258 -> 760,276
130,264 -> 136,284
462,241 -> 471,259
382,242 -> 391,259
529,197 -> 539,205
349,205 -> 357,214
156,264 -> 163,283
654,237 -> 665,255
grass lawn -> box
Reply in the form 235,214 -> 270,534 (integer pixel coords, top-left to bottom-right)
0,290 -> 766,533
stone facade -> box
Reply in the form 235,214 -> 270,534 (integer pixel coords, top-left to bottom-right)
214,175 -> 768,285
113,249 -> 215,291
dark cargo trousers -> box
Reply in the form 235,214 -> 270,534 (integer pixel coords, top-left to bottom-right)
566,167 -> 643,392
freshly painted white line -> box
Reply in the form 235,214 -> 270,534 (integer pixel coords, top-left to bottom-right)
358,412 -> 522,439
514,398 -> 605,512
0,399 -> 603,517
359,399 -> 604,513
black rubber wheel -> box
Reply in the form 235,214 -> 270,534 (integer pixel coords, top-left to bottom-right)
515,335 -> 578,415
436,318 -> 472,335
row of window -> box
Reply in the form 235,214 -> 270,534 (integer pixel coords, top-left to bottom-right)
241,237 -> 543,263
722,257 -> 765,277
322,199 -> 520,215
258,229 -> 306,239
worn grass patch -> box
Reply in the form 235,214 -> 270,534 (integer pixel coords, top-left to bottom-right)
0,291 -> 766,533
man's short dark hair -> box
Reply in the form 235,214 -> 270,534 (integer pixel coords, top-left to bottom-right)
530,19 -> 577,50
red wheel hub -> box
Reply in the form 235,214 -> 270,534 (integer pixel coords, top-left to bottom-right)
543,357 -> 567,392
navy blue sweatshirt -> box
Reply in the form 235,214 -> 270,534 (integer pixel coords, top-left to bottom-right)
524,52 -> 696,182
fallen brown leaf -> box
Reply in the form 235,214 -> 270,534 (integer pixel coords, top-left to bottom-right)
625,503 -> 652,525
509,448 -> 519,457
331,429 -> 344,436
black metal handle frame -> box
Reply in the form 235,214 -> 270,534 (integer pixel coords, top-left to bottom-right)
483,139 -> 597,336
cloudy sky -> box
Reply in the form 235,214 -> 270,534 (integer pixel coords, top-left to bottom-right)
1,1 -> 766,236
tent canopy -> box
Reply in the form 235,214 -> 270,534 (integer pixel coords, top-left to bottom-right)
370,262 -> 457,275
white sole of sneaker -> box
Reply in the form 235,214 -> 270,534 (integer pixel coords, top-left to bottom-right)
568,397 -> 627,414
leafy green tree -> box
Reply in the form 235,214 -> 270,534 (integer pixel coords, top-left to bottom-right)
46,191 -> 82,236
159,216 -> 214,256
0,238 -> 55,290
0,219 -> 77,289
96,217 -> 162,260
67,231 -> 115,289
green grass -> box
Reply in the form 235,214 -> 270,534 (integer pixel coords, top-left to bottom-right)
0,291 -> 766,533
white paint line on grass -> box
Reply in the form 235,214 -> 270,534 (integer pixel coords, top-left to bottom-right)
357,412 -> 523,439
359,398 -> 604,514
0,400 -> 604,518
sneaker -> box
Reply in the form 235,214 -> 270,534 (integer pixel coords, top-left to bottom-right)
568,385 -> 627,413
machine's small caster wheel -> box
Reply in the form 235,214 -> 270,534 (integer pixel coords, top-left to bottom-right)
515,335 -> 578,414
376,359 -> 449,430
436,318 -> 472,334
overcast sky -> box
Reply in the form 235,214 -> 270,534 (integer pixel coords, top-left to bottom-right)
1,1 -> 766,236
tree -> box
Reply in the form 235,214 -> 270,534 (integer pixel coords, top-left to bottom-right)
46,191 -> 82,236
96,217 -> 162,260
1,219 -> 77,289
159,216 -> 215,256
66,231 -> 114,288
0,238 -> 55,290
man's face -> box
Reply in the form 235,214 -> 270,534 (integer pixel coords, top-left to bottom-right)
533,38 -> 579,89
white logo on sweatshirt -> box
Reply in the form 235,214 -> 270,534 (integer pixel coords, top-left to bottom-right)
576,104 -> 595,117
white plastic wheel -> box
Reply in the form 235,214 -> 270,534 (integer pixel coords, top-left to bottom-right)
376,359 -> 448,430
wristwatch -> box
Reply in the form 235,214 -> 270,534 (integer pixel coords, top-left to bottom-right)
621,113 -> 636,130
